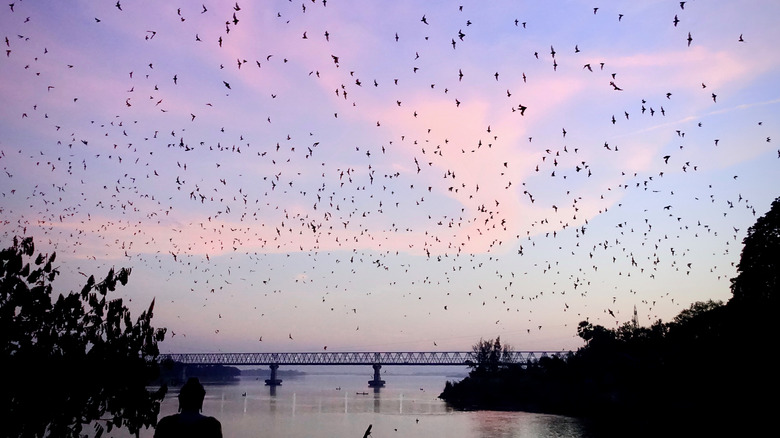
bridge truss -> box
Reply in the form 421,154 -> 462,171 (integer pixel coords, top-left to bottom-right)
160,351 -> 572,366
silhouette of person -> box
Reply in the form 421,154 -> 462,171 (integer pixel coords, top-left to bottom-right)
154,377 -> 222,438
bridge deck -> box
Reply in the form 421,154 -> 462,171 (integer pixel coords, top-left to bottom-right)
160,351 -> 571,366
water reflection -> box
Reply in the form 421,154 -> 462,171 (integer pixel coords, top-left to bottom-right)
472,411 -> 522,438
470,411 -> 590,438
268,390 -> 277,414
102,374 -> 592,437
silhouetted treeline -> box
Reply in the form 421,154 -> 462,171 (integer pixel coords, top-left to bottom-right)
157,361 -> 241,386
155,362 -> 308,387
441,197 -> 780,435
241,368 -> 306,378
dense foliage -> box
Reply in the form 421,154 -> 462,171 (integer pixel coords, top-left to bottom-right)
1,237 -> 167,438
466,336 -> 512,375
730,197 -> 780,308
441,197 -> 780,434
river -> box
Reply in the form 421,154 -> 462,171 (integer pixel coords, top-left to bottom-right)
113,368 -> 595,438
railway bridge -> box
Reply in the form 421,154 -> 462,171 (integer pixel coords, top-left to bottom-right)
160,351 -> 572,388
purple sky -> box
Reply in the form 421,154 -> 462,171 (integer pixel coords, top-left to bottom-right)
1,0 -> 778,353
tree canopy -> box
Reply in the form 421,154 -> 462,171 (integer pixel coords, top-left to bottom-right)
730,196 -> 780,309
467,336 -> 512,375
1,237 -> 167,438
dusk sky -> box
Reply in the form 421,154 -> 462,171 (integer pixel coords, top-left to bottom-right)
2,0 -> 778,354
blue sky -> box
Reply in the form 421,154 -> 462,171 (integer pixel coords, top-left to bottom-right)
1,0 -> 778,353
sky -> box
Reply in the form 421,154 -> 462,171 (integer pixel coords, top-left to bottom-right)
1,0 -> 778,354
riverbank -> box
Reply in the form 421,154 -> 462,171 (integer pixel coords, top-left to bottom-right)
439,340 -> 774,437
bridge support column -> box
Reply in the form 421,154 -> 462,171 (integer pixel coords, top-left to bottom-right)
368,364 -> 385,388
265,364 -> 282,386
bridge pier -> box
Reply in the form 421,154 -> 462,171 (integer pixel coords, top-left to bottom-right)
265,363 -> 282,386
368,363 -> 385,388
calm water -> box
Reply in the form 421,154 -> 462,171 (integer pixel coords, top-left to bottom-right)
114,371 -> 593,438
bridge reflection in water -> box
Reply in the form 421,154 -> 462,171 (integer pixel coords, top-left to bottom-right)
160,351 -> 571,388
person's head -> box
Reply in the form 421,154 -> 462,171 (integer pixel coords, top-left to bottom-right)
178,377 -> 206,412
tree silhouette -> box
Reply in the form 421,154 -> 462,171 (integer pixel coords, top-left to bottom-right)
468,337 -> 512,375
730,196 -> 780,309
724,197 -> 779,428
1,237 -> 167,438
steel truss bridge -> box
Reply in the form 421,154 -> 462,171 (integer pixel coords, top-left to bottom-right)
161,351 -> 569,366
160,351 -> 572,387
